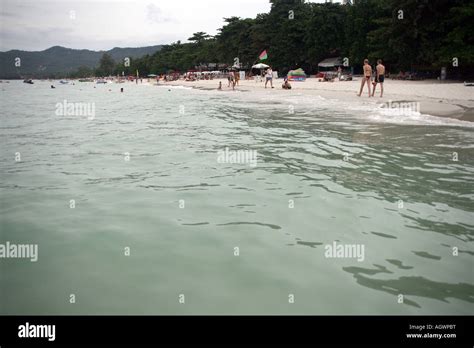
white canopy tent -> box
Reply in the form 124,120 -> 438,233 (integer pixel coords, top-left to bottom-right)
252,63 -> 269,69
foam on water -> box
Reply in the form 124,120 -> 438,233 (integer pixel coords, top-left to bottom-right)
188,86 -> 474,128
155,85 -> 193,90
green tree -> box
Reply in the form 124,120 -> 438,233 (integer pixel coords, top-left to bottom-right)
123,0 -> 474,79
69,66 -> 94,78
96,53 -> 115,76
188,32 -> 211,44
437,0 -> 474,78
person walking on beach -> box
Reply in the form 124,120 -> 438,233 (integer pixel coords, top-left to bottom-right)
372,59 -> 385,97
265,67 -> 274,88
227,72 -> 233,88
228,72 -> 235,90
357,59 -> 372,97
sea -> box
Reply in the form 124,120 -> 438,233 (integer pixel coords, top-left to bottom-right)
1,80 -> 473,314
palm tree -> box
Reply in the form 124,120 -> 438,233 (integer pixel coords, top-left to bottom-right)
188,32 -> 211,44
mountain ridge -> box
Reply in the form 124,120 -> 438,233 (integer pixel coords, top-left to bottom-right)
0,45 -> 162,78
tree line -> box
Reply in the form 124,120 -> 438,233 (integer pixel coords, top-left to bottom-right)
73,0 -> 474,79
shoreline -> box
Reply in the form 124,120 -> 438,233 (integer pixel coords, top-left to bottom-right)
163,78 -> 474,122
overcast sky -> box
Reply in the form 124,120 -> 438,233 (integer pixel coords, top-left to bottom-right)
0,0 -> 341,52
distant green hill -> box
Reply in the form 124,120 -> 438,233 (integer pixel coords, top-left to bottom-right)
0,45 -> 162,78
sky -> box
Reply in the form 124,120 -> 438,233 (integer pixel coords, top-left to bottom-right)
0,0 -> 341,52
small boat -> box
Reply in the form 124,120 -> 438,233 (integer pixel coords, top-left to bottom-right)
96,79 -> 107,84
23,79 -> 34,84
59,80 -> 70,84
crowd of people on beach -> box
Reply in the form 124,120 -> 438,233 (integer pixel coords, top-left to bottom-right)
212,59 -> 385,96
44,58 -> 386,97
215,67 -> 277,91
155,59 -> 387,96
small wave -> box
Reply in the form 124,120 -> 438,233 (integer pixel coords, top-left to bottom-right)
155,85 -> 192,90
369,107 -> 474,127
202,87 -> 474,128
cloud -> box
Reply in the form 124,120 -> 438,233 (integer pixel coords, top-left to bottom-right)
145,3 -> 173,24
0,0 -> 271,51
0,11 -> 20,18
1,27 -> 75,51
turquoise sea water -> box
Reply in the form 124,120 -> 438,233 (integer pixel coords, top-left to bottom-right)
1,80 -> 473,314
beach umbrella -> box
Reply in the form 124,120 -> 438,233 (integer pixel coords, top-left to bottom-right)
252,63 -> 269,69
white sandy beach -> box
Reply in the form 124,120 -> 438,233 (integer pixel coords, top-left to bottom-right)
164,77 -> 474,122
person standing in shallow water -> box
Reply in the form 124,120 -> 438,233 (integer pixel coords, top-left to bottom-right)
357,59 -> 372,97
372,59 -> 385,97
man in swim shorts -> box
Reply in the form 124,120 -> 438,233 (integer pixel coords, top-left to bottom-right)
372,59 -> 385,97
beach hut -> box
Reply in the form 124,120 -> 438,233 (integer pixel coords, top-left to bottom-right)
318,57 -> 344,72
318,57 -> 349,80
287,68 -> 307,81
